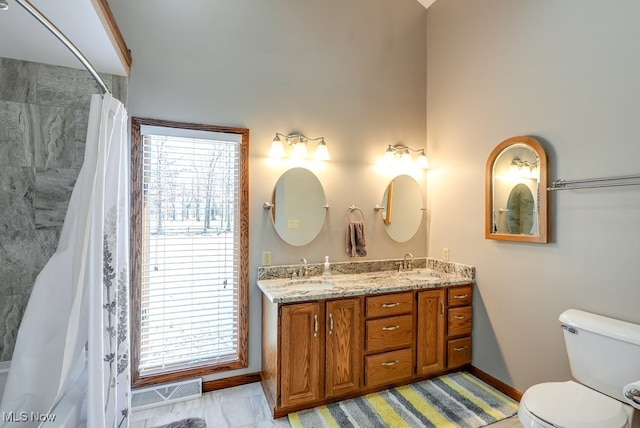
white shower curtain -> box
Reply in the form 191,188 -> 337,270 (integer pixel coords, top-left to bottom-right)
0,94 -> 131,428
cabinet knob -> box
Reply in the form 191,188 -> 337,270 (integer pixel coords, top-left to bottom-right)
453,294 -> 469,299
454,315 -> 466,320
382,325 -> 400,331
381,360 -> 399,367
453,346 -> 469,352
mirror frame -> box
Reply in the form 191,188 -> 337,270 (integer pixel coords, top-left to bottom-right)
485,136 -> 549,243
382,180 -> 394,225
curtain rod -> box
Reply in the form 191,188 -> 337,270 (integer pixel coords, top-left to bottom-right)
548,174 -> 640,191
14,0 -> 110,94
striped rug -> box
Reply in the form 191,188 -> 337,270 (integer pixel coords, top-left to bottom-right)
288,372 -> 518,428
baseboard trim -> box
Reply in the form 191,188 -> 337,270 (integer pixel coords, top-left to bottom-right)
467,366 -> 523,402
202,372 -> 262,393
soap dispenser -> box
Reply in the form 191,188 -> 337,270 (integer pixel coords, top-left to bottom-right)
322,256 -> 332,280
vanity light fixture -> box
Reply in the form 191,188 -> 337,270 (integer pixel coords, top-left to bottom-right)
509,158 -> 538,177
269,133 -> 330,161
383,144 -> 429,169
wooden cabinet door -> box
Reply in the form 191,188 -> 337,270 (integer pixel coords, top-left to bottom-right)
280,302 -> 322,408
325,298 -> 362,398
416,289 -> 445,375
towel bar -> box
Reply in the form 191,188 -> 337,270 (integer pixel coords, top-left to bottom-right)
548,173 -> 640,190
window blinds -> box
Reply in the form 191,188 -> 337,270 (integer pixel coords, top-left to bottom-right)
139,131 -> 241,374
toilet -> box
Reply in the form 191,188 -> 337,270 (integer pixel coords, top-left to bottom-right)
518,309 -> 640,428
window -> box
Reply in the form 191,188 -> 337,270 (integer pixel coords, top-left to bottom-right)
131,118 -> 249,387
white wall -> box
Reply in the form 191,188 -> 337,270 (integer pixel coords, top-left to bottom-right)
427,0 -> 640,392
109,0 -> 427,380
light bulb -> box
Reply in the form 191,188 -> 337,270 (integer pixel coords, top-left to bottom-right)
508,160 -> 520,176
291,141 -> 308,159
268,135 -> 286,158
383,146 -> 395,164
400,149 -> 412,167
416,151 -> 429,169
314,139 -> 330,160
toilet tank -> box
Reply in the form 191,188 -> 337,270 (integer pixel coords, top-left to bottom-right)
560,309 -> 640,402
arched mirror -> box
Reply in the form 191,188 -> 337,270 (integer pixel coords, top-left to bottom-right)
270,167 -> 327,246
380,174 -> 424,243
485,136 -> 548,243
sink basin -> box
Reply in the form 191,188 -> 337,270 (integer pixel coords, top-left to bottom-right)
285,279 -> 335,291
399,270 -> 441,281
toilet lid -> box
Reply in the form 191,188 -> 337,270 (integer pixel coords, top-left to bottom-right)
522,381 -> 628,428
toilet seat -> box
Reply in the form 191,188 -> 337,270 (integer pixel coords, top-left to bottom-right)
519,380 -> 629,428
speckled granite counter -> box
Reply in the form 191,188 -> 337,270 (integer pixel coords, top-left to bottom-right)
257,258 -> 475,303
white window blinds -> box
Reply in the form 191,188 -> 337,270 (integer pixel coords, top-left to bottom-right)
139,128 -> 241,375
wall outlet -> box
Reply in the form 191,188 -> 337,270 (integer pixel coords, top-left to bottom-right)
262,251 -> 272,266
443,248 -> 450,261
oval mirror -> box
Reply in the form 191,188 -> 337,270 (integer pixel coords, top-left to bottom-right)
507,183 -> 535,234
485,136 -> 548,243
380,174 -> 424,243
271,167 -> 327,246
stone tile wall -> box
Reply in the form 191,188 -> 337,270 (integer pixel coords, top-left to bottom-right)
0,57 -> 127,361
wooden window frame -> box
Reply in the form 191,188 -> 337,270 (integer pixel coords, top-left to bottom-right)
130,117 -> 249,388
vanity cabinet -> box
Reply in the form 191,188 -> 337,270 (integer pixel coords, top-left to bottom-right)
364,292 -> 414,388
325,298 -> 362,398
265,296 -> 362,412
261,284 -> 473,418
416,289 -> 445,375
446,285 -> 473,368
279,302 -> 323,408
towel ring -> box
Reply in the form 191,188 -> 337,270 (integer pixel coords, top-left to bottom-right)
348,205 -> 365,221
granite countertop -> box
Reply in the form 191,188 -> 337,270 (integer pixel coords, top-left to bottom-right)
257,258 -> 474,303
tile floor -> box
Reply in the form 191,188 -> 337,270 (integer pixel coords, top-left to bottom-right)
130,381 -> 523,428
130,382 -> 289,428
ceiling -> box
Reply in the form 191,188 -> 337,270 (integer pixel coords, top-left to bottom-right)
417,0 -> 437,9
0,0 -> 128,75
0,0 -> 435,77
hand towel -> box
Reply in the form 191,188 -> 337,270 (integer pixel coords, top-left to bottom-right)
623,380 -> 640,410
346,220 -> 367,257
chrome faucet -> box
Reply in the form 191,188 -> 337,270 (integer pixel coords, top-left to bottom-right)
298,258 -> 308,277
403,253 -> 414,270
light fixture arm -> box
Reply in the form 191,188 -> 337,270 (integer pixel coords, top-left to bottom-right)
511,158 -> 539,171
383,143 -> 429,169
270,132 -> 330,160
274,133 -> 325,145
386,144 -> 425,156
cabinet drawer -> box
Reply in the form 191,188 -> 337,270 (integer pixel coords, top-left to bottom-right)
448,306 -> 472,337
448,286 -> 472,307
447,337 -> 471,368
365,314 -> 413,352
365,348 -> 413,388
366,292 -> 413,318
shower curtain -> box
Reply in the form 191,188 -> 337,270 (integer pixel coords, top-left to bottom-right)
0,94 -> 131,427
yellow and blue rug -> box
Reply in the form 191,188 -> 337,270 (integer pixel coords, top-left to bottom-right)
288,372 -> 518,428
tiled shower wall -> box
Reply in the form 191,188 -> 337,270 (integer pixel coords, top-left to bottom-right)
0,57 -> 127,361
